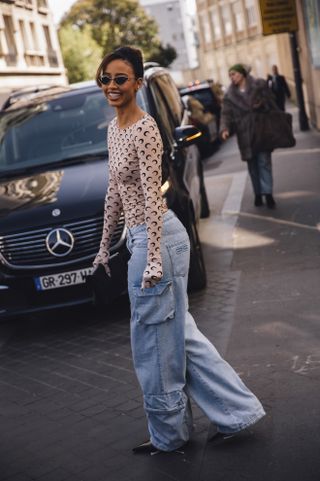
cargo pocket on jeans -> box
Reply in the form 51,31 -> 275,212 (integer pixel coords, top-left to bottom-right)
144,390 -> 186,414
133,281 -> 175,325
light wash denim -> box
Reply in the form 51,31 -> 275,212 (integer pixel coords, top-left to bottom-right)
127,210 -> 265,451
247,151 -> 273,195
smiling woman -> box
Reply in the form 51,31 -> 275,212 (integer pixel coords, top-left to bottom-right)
92,45 -> 266,456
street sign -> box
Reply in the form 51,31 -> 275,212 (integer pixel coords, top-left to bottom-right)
259,0 -> 298,35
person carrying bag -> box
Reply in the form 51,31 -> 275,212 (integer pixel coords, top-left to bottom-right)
221,63 -> 295,209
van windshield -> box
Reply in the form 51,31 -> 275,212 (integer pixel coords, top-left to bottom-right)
0,90 -> 115,176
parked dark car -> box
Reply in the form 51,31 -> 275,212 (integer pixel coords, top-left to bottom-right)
0,66 -> 209,320
179,80 -> 222,155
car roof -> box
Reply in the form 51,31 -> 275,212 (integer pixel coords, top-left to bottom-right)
179,82 -> 212,95
0,82 -> 102,112
1,66 -> 171,112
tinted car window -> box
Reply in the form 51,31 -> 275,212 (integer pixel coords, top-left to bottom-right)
0,90 -> 113,175
190,90 -> 219,113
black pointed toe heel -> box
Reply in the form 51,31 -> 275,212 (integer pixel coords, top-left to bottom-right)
132,440 -> 162,455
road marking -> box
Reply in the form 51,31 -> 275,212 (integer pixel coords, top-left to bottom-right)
222,170 -> 248,217
291,355 -> 320,375
225,211 -> 319,232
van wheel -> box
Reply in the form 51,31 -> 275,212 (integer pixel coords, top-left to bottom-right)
187,214 -> 207,291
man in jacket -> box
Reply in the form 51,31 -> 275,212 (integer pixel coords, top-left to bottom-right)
220,63 -> 278,208
267,65 -> 291,111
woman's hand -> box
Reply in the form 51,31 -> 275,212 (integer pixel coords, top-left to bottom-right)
93,250 -> 111,276
141,260 -> 163,289
221,129 -> 230,141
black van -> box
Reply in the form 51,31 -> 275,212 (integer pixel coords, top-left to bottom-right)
0,66 -> 208,320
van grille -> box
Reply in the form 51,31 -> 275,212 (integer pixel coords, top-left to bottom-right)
0,214 -> 126,269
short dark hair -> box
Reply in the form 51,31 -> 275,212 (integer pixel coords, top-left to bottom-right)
96,46 -> 144,87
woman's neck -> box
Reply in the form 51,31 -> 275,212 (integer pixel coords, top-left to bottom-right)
116,104 -> 144,129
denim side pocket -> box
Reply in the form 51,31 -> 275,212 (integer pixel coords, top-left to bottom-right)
132,281 -> 175,325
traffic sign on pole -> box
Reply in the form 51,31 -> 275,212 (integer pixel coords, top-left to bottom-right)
259,0 -> 298,35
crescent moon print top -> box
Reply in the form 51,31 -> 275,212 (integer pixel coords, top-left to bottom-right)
95,113 -> 168,288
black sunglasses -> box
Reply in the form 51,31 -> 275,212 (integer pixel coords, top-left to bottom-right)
100,75 -> 136,86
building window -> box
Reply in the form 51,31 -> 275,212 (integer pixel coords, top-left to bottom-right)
37,0 -> 48,8
29,22 -> 39,50
199,11 -> 211,44
210,6 -> 222,39
43,25 -> 58,66
19,19 -> 29,50
245,0 -> 257,27
3,15 -> 17,65
232,0 -> 245,32
221,5 -> 233,36
304,0 -> 320,67
43,25 -> 52,49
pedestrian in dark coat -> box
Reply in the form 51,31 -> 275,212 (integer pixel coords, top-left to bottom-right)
220,63 -> 278,208
267,65 -> 291,111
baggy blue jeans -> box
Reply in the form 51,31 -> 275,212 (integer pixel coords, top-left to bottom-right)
127,210 -> 265,451
247,151 -> 273,195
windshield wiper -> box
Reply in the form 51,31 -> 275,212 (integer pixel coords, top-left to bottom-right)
58,151 -> 108,163
0,151 -> 108,179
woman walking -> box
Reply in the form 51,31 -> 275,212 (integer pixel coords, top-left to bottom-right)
94,47 -> 265,454
221,64 -> 278,208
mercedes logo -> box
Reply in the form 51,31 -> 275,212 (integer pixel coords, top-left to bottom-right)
46,228 -> 74,257
52,209 -> 61,217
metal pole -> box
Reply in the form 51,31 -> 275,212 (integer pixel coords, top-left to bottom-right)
289,31 -> 309,131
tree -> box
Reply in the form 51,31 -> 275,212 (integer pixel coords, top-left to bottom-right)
149,44 -> 177,68
59,24 -> 102,83
60,0 -> 176,68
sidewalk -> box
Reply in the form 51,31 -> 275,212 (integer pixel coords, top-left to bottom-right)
0,107 -> 319,481
201,105 -> 320,480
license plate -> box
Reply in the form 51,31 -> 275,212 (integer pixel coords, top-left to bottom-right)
34,267 -> 94,291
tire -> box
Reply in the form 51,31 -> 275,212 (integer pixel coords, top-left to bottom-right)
187,211 -> 207,291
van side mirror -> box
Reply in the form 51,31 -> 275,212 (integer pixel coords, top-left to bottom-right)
174,125 -> 202,148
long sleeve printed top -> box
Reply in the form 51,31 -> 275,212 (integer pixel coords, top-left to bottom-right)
95,113 -> 167,288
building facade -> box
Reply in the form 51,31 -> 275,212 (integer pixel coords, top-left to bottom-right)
140,0 -> 199,85
296,0 -> 320,129
0,0 -> 67,101
195,0 -> 293,87
195,0 -> 320,130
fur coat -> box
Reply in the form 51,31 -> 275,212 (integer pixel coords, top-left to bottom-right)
220,75 -> 278,161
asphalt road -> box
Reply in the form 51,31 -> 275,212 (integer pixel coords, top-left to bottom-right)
0,106 -> 319,481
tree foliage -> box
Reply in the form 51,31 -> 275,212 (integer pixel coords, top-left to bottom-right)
60,0 -> 177,72
149,44 -> 177,68
58,24 -> 102,83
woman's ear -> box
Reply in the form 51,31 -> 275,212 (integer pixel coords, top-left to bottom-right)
136,78 -> 143,91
